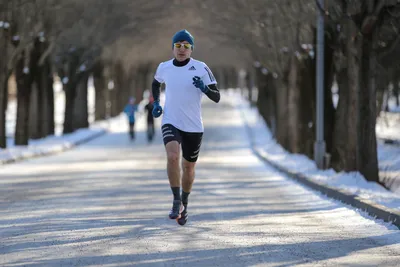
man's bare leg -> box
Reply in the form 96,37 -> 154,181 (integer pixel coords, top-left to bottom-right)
182,159 -> 196,206
182,158 -> 196,193
165,141 -> 182,219
176,158 -> 196,225
165,141 -> 181,187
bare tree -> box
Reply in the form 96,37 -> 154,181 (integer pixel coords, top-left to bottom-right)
194,0 -> 400,185
0,0 -> 12,148
325,0 -> 400,183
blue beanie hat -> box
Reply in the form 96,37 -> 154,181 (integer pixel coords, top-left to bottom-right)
172,29 -> 194,49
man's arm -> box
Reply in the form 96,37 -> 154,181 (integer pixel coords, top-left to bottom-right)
205,84 -> 220,103
152,79 -> 161,102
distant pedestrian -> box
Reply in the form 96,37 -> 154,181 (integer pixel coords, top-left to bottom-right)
123,97 -> 138,140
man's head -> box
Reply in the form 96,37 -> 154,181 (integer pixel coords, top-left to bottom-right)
172,29 -> 194,62
129,97 -> 135,104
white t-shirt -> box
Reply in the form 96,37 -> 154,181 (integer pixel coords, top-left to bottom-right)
154,58 -> 217,133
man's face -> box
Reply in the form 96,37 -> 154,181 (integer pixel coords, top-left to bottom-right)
173,41 -> 192,61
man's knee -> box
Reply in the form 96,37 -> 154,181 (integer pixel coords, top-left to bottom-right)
182,161 -> 196,176
166,141 -> 180,164
167,151 -> 180,164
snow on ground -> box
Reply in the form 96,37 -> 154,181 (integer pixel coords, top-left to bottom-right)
375,97 -> 400,193
376,112 -> 400,142
225,89 -> 400,212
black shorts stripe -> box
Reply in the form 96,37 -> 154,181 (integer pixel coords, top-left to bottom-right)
161,124 -> 203,162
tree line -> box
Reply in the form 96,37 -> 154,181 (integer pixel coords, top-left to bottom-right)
1,0 -> 399,187
0,0 -> 176,147
196,0 -> 400,185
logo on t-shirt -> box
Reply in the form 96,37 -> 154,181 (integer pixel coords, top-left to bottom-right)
189,66 -> 196,70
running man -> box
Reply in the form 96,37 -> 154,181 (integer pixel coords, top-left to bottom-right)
151,29 -> 220,225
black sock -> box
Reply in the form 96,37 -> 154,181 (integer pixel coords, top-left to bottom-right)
181,191 -> 190,207
171,187 -> 181,201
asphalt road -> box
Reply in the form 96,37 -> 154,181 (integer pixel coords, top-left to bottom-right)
1,98 -> 400,267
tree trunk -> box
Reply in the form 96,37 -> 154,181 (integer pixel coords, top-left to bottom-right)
285,53 -> 316,157
287,55 -> 301,153
0,72 -> 7,148
332,18 -> 361,172
62,49 -> 84,134
140,64 -> 151,101
255,69 -> 269,127
37,55 -> 53,137
275,77 -> 289,150
267,75 -> 277,138
29,84 -> 40,139
15,53 -> 33,145
358,32 -> 379,182
376,84 -> 385,115
298,56 -> 316,158
93,62 -> 107,121
265,73 -> 278,137
73,73 -> 89,130
26,38 -> 43,140
391,77 -> 399,107
115,62 -> 128,111
0,32 -> 9,148
109,75 -> 119,118
63,81 -> 77,134
46,64 -> 55,136
128,66 -> 137,102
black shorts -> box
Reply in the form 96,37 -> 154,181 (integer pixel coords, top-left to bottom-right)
161,124 -> 203,162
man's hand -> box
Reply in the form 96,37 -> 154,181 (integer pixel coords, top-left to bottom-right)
152,101 -> 163,118
192,76 -> 209,93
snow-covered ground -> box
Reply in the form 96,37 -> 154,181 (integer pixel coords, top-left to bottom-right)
226,89 -> 400,213
377,112 -> 400,142
371,98 -> 400,194
2,87 -> 400,213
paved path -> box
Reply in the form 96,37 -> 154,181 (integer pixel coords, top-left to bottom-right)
1,98 -> 399,266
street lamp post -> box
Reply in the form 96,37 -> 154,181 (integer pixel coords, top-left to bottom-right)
314,0 -> 326,169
